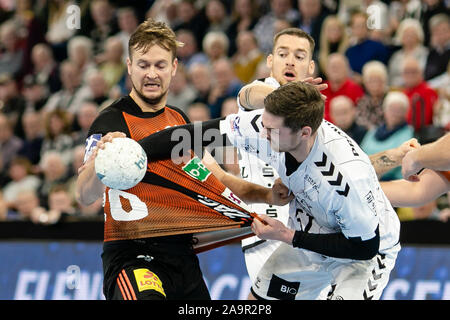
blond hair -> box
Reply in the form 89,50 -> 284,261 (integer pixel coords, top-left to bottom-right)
128,19 -> 183,61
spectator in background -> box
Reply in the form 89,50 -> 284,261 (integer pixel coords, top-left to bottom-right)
202,31 -> 230,66
205,0 -> 231,33
45,0 -> 77,61
37,151 -> 70,209
72,101 -> 99,147
67,36 -> 97,84
2,156 -> 41,209
424,13 -> 450,82
40,109 -> 74,166
85,0 -> 118,58
318,15 -> 349,77
208,58 -> 243,118
86,71 -> 110,106
22,74 -> 49,112
98,37 -> 127,91
17,111 -> 44,166
330,95 -> 367,145
176,29 -> 208,70
420,0 -> 450,47
46,184 -> 79,221
356,61 -> 389,131
388,18 -> 429,88
12,189 -> 41,222
429,61 -> 450,130
167,63 -> 197,112
188,62 -> 212,105
10,0 -> 46,77
42,60 -> 91,116
186,102 -> 211,122
29,43 -> 61,93
293,0 -> 330,60
388,0 -> 422,34
232,30 -> 264,84
0,113 -> 23,176
0,20 -> 25,77
0,191 -> 9,221
361,91 -> 414,181
402,56 -> 439,132
226,0 -> 260,56
345,11 -> 389,81
116,7 -> 139,64
0,73 -> 26,138
252,0 -> 299,54
322,53 -> 364,122
221,97 -> 239,117
172,0 -> 207,48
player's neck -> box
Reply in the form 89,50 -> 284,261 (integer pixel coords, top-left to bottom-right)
130,90 -> 166,113
289,132 -> 317,163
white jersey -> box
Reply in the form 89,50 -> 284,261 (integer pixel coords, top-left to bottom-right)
236,77 -> 290,250
220,109 -> 400,256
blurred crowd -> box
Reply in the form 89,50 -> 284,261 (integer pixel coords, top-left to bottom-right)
0,0 -> 448,224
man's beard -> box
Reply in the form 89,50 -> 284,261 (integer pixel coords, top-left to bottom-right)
132,82 -> 167,106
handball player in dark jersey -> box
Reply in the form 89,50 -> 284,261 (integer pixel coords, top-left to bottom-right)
75,19 -> 210,300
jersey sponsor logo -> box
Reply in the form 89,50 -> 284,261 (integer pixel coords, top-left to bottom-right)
84,134 -> 102,163
197,195 -> 252,221
267,274 -> 299,300
133,268 -> 166,297
182,157 -> 211,182
230,116 -> 242,136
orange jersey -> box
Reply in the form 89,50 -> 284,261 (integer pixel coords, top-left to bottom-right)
439,170 -> 450,182
86,96 -> 254,242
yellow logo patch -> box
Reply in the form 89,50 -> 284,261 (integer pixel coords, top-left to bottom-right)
133,268 -> 166,297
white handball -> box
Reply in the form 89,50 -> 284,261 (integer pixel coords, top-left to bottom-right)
94,137 -> 147,190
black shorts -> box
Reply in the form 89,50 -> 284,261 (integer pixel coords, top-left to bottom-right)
102,235 -> 211,300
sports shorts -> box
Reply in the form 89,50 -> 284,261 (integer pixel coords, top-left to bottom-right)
102,236 -> 211,300
251,242 -> 399,300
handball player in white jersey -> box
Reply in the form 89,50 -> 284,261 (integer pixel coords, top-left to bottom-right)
234,28 -> 323,299
219,81 -> 401,300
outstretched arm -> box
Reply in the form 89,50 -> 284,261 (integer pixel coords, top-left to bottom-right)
202,151 -> 293,206
369,138 -> 420,179
402,133 -> 450,180
380,169 -> 450,207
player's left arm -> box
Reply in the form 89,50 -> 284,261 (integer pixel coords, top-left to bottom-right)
369,138 -> 420,179
252,163 -> 381,260
202,151 -> 293,205
402,133 -> 450,180
381,169 -> 450,207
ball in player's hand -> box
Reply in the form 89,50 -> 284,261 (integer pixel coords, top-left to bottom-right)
95,137 -> 147,190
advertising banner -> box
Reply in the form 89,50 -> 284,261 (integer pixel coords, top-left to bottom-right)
0,242 -> 448,300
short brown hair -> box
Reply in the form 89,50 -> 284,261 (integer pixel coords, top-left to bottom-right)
273,28 -> 315,57
128,19 -> 184,61
264,81 -> 324,133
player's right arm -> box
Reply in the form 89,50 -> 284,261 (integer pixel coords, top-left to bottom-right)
238,82 -> 276,110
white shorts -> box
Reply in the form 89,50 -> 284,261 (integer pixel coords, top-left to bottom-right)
252,242 -> 400,300
243,236 -> 283,285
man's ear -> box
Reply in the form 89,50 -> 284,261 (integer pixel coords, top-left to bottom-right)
172,58 -> 178,77
126,57 -> 132,76
308,60 -> 315,76
300,126 -> 313,138
266,54 -> 273,70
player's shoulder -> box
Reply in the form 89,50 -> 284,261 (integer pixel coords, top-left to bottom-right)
318,121 -> 371,167
165,104 -> 191,124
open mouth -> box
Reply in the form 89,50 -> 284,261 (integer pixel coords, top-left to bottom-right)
143,82 -> 160,89
283,71 -> 296,81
